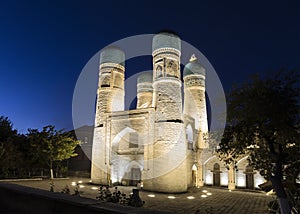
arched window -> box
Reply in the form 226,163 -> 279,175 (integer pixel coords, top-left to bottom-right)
186,124 -> 193,150
114,75 -> 123,88
214,163 -> 220,171
156,65 -> 163,78
100,75 -> 110,87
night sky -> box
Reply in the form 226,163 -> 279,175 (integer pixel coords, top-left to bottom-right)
0,0 -> 299,133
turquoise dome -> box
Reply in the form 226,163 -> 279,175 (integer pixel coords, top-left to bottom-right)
100,46 -> 125,66
137,72 -> 153,84
152,32 -> 181,52
183,56 -> 205,77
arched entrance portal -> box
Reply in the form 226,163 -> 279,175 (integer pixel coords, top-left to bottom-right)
130,168 -> 141,186
213,163 -> 220,186
245,165 -> 254,189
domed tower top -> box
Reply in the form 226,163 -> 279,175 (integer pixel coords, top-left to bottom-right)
183,54 -> 205,77
136,72 -> 153,109
100,46 -> 125,66
152,32 -> 181,52
137,72 -> 153,84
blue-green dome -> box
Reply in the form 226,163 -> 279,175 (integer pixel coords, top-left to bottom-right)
137,72 -> 153,84
100,46 -> 125,66
152,32 -> 181,52
183,55 -> 205,77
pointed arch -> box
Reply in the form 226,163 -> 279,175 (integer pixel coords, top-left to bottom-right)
124,160 -> 143,172
203,155 -> 217,165
111,127 -> 136,148
236,155 -> 249,165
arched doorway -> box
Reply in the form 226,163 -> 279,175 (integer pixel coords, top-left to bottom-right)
245,165 -> 254,189
130,168 -> 141,186
213,163 -> 221,186
192,164 -> 197,187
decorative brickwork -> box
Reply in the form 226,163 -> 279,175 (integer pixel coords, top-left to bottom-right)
91,33 -> 265,193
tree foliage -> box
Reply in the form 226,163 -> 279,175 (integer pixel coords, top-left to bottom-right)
0,117 -> 80,179
0,116 -> 17,142
218,68 -> 300,213
0,116 -> 22,177
27,125 -> 80,179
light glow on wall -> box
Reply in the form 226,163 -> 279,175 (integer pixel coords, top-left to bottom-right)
168,196 -> 176,199
111,176 -> 118,184
254,174 -> 265,188
220,172 -> 228,186
91,187 -> 98,190
148,194 -> 155,197
205,171 -> 213,184
236,174 -> 246,187
192,164 -> 197,171
187,196 -> 195,199
201,194 -> 207,198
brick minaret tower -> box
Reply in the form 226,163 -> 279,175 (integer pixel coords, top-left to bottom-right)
91,47 -> 125,184
143,32 -> 187,193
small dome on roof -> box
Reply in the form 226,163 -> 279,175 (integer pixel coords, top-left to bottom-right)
137,72 -> 153,84
100,46 -> 125,66
152,32 -> 181,52
183,54 -> 205,77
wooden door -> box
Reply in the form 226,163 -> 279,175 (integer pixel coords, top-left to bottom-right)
246,173 -> 254,189
245,165 -> 254,189
213,163 -> 221,186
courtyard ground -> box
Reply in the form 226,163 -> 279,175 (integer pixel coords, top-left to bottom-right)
5,177 -> 275,214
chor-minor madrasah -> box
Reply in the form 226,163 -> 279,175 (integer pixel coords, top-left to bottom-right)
91,32 -> 265,193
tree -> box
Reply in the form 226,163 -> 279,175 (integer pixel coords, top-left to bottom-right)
0,116 -> 17,142
0,116 -> 22,177
218,69 -> 300,214
27,125 -> 80,179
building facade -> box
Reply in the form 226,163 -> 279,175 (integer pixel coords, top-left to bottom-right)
91,32 -> 265,193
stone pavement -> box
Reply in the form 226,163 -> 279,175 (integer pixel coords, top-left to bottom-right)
7,178 -> 275,214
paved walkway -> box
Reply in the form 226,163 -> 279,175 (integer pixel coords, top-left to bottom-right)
7,178 -> 275,214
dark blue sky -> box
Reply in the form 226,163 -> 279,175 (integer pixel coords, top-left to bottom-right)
0,0 -> 299,133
